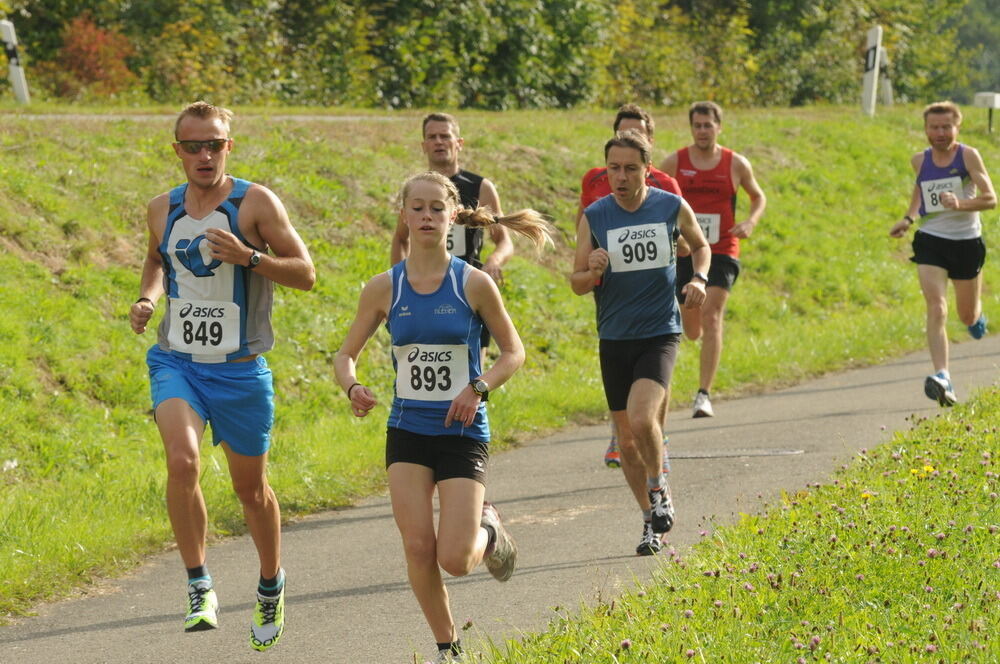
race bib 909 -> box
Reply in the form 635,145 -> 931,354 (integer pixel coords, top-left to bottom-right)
607,223 -> 671,273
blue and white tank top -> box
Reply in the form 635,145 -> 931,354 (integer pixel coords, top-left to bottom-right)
386,255 -> 489,440
585,187 -> 682,340
155,177 -> 274,363
916,144 -> 981,240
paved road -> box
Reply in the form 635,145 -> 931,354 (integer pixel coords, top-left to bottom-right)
8,336 -> 1000,664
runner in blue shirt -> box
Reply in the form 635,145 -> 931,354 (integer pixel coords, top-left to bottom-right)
129,101 -> 315,650
571,129 -> 710,556
335,171 -> 552,663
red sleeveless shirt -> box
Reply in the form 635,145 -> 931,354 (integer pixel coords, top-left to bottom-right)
675,147 -> 739,258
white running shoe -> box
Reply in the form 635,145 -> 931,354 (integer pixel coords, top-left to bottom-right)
692,391 -> 714,418
481,502 -> 518,582
648,485 -> 675,534
184,579 -> 218,632
249,574 -> 285,651
635,521 -> 663,556
924,374 -> 957,407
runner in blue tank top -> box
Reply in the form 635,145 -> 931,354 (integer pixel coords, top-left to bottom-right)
335,171 -> 552,663
128,101 -> 315,650
889,101 -> 997,407
572,129 -> 711,557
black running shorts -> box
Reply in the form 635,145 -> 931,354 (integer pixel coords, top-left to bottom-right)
598,333 -> 681,412
910,230 -> 986,280
385,427 -> 489,484
676,253 -> 741,303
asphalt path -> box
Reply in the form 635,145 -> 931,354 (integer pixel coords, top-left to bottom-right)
8,335 -> 1000,664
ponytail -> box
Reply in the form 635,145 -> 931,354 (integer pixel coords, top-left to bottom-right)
455,207 -> 554,252
399,171 -> 554,252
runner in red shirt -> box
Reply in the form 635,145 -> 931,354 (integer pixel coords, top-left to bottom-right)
575,104 -> 680,469
661,101 -> 766,419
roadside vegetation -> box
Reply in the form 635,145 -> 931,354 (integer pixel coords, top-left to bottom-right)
0,105 -> 998,624
475,388 -> 1000,662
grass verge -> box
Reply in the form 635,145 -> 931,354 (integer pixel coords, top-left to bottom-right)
474,388 -> 1000,663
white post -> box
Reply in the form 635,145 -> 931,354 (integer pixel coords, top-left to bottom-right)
973,92 -> 1000,133
1,20 -> 30,104
878,47 -> 893,107
861,25 -> 882,117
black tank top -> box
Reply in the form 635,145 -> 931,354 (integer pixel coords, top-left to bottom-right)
451,170 -> 485,267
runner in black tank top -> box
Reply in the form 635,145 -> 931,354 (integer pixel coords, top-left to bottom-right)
449,169 -> 485,268
390,114 -> 515,361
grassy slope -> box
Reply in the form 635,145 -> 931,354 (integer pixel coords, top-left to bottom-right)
0,105 -> 998,620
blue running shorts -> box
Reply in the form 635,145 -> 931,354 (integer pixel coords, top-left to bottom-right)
146,345 -> 275,456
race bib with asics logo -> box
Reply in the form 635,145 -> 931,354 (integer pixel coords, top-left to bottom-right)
695,213 -> 721,244
607,223 -> 671,273
446,226 -> 466,257
394,343 -> 469,401
168,298 -> 241,358
921,176 -> 963,213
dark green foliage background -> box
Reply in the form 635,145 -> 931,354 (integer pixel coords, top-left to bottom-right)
2,0 -> 994,108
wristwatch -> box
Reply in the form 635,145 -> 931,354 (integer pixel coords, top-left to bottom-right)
692,272 -> 708,284
470,378 -> 490,402
247,250 -> 261,269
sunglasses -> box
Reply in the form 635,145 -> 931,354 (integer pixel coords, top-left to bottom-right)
176,138 -> 230,154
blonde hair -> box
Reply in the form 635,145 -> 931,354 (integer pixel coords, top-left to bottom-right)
175,101 -> 233,139
923,101 -> 962,125
400,172 -> 554,252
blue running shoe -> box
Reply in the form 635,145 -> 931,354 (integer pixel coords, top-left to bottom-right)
924,374 -> 957,407
968,314 -> 987,339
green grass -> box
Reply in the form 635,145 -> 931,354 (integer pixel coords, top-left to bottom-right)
474,387 -> 1000,663
1,104 -> 998,621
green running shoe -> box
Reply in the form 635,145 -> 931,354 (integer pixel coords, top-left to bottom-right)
184,580 -> 218,632
250,579 -> 285,651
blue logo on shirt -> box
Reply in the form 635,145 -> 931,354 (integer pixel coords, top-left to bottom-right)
175,235 -> 222,277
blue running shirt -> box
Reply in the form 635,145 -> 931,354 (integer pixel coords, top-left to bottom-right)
386,255 -> 489,440
156,177 -> 274,363
584,188 -> 682,340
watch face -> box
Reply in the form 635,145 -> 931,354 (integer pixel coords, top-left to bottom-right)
249,252 -> 260,266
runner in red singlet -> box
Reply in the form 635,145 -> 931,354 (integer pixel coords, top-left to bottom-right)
661,101 -> 766,418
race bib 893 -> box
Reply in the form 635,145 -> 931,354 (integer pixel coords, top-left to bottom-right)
393,343 -> 469,401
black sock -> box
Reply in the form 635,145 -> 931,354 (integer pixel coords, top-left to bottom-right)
258,569 -> 284,597
437,639 -> 462,655
698,388 -> 710,396
187,565 -> 210,582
